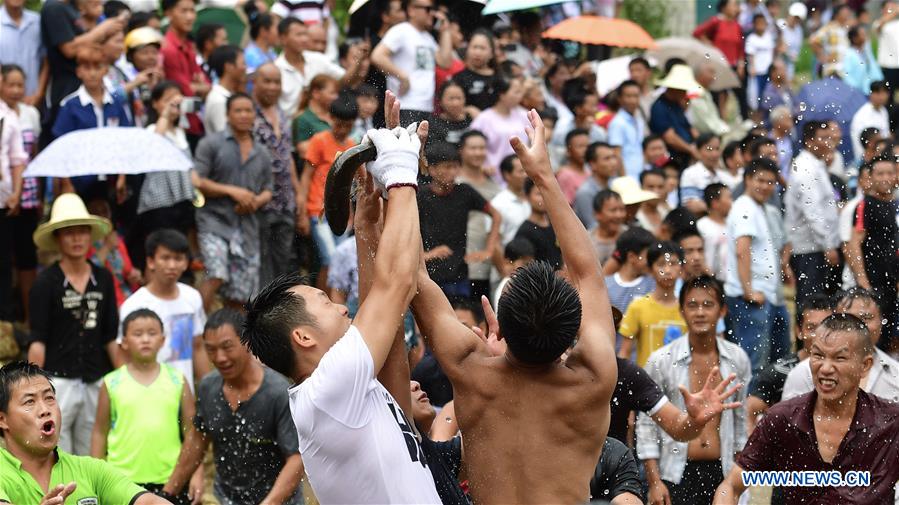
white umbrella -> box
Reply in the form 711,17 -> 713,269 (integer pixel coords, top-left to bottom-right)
593,55 -> 658,98
24,127 -> 192,178
645,37 -> 741,91
482,0 -> 572,15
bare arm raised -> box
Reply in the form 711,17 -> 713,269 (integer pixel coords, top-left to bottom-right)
508,110 -> 616,379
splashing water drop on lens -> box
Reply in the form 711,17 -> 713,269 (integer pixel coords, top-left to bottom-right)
799,102 -> 807,112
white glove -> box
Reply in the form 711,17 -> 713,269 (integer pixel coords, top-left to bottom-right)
366,125 -> 421,191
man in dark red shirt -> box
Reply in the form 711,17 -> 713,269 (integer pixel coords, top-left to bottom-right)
713,313 -> 899,505
159,0 -> 210,147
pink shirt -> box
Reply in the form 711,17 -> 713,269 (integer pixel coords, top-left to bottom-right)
0,101 -> 28,208
470,106 -> 530,181
557,166 -> 589,205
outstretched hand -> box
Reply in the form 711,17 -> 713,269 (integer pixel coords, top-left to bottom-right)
509,109 -> 552,181
679,366 -> 742,427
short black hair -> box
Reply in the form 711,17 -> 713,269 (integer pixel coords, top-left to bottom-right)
225,91 -> 253,112
642,134 -> 663,151
585,141 -> 613,164
860,127 -> 882,149
802,121 -> 828,145
146,228 -> 190,258
278,16 -> 304,36
497,261 -> 582,364
437,79 -> 464,101
679,275 -> 725,308
208,44 -> 240,79
459,129 -> 487,149
449,296 -> 485,325
703,182 -> 729,208
743,157 -> 779,180
722,139 -> 742,161
639,168 -> 665,186
752,13 -> 766,23
539,106 -> 558,122
593,189 -> 621,213
330,94 -> 359,121
562,78 -> 593,111
195,23 -> 224,51
748,137 -> 776,158
629,56 -> 651,70
673,227 -> 703,246
818,313 -> 874,357
103,0 -> 130,19
871,80 -> 889,94
207,307 -> 247,336
565,128 -> 589,147
695,132 -> 719,149
0,361 -> 54,414
835,287 -> 883,316
122,308 -> 164,336
505,238 -> 536,262
798,292 -> 834,326
662,207 -> 697,237
245,0 -> 274,40
161,0 -> 195,12
615,227 -> 655,262
356,83 -> 379,98
426,141 -> 461,165
523,177 -> 537,196
242,273 -> 317,378
647,240 -> 683,268
618,79 -> 641,93
0,64 -> 25,81
499,154 -> 519,174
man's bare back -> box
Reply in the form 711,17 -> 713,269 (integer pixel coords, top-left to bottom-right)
453,354 -> 611,503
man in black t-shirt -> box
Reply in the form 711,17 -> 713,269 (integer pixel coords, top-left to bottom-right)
39,0 -> 125,147
419,142 -> 501,299
513,178 -> 562,269
590,437 -> 643,504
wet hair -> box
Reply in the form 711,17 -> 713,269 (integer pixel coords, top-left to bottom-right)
818,313 -> 873,357
662,207 -> 697,237
330,94 -> 359,121
225,91 -> 253,112
161,0 -> 195,12
426,141 -> 461,165
703,182 -> 729,209
449,296 -> 485,325
642,134 -> 663,151
593,189 -> 622,213
208,44 -> 240,79
499,154 -> 519,175
242,274 -> 317,378
639,168 -> 665,186
104,0 -> 130,19
743,157 -> 779,180
695,132 -> 719,149
278,16 -> 304,36
835,287 -> 883,315
122,308 -> 164,336
615,226 -> 655,263
459,130 -> 487,149
0,361 -> 54,415
647,240 -> 683,268
629,56 -> 651,70
497,261 -> 582,364
871,80 -> 889,94
565,128 -> 589,148
585,141 -> 613,164
145,228 -> 190,258
505,238 -> 535,262
798,292 -> 834,326
679,275 -> 725,308
195,23 -> 224,52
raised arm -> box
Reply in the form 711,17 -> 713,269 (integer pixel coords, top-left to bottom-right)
353,117 -> 422,376
509,110 -> 616,377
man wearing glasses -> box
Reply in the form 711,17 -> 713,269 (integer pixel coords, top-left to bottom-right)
371,0 -> 454,125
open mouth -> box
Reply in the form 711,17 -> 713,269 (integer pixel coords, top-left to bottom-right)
819,378 -> 837,392
40,420 -> 55,437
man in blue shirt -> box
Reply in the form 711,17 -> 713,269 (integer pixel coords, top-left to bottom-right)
608,79 -> 645,179
650,64 -> 701,168
0,0 -> 45,102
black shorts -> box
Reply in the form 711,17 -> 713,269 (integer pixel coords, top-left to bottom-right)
10,208 -> 39,270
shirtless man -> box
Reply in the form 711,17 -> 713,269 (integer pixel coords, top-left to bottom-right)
241,92 -> 442,504
410,110 -> 618,504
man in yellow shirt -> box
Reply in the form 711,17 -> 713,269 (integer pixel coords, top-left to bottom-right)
619,241 -> 687,366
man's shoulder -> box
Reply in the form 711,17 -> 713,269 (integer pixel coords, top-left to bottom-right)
197,370 -> 224,397
89,262 -> 115,284
764,392 -> 812,422
175,282 -> 203,304
261,366 -> 292,390
718,337 -> 751,366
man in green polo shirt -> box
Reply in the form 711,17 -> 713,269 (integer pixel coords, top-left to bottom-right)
0,361 -> 169,505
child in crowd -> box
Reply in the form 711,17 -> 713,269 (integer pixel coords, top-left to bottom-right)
351,84 -> 379,143
492,237 -> 536,310
513,178 -> 562,270
604,226 -> 656,313
91,308 -> 203,503
697,182 -> 732,280
87,200 -> 140,307
680,133 -> 722,216
718,140 -> 745,190
618,241 -> 687,366
293,74 -> 339,155
745,14 -> 777,113
119,229 -> 208,386
661,159 -> 680,209
556,128 -> 590,204
635,168 -> 668,235
590,189 -> 627,265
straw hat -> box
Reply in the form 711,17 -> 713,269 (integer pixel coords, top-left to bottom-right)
656,64 -> 704,94
33,194 -> 111,252
611,176 -> 661,206
124,27 -> 163,50
788,2 -> 808,20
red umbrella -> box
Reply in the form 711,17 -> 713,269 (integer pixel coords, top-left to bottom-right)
542,16 -> 656,50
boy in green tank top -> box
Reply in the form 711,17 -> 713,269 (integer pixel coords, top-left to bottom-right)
90,309 -> 204,504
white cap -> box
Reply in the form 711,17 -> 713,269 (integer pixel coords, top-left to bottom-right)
789,2 -> 808,20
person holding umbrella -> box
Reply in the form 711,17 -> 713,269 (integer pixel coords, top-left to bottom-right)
27,193 -> 122,455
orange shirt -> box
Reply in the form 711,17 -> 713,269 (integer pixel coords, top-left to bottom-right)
304,130 -> 356,218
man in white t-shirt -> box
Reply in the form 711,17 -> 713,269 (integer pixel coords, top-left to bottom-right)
411,111 -> 618,503
118,229 -> 208,389
243,97 -> 441,504
371,0 -> 453,124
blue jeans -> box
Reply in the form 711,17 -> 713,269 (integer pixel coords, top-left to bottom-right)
726,296 -> 774,376
770,303 -> 791,361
